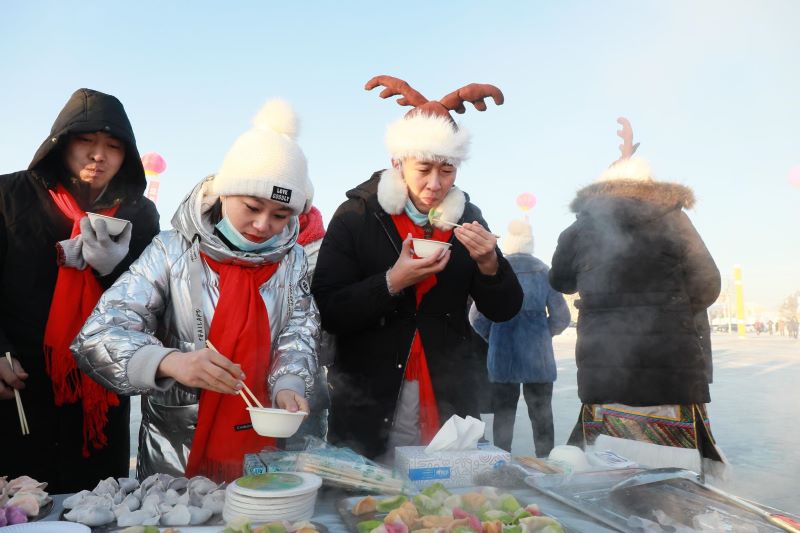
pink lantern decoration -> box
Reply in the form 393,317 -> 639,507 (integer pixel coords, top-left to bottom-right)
141,152 -> 167,177
141,152 -> 166,203
788,165 -> 800,188
516,192 -> 537,211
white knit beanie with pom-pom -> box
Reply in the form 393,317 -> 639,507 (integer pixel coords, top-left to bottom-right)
502,218 -> 534,255
212,99 -> 313,214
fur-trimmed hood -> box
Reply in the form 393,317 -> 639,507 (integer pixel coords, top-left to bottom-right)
373,168 -> 466,229
570,179 -> 695,222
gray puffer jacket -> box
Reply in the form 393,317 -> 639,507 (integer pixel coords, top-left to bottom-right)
72,176 -> 319,478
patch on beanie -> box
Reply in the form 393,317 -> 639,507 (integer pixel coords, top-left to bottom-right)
271,186 -> 293,204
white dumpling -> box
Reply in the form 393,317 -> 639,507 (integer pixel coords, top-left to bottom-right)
168,476 -> 189,492
64,506 -> 116,526
187,476 -> 217,496
143,487 -> 166,502
139,474 -> 160,493
118,477 -> 139,494
122,493 -> 141,511
63,490 -> 93,509
157,473 -> 175,490
117,509 -> 161,527
164,488 -> 181,506
72,494 -> 114,511
177,491 -> 190,506
201,489 -> 225,514
61,490 -> 92,509
93,478 -> 118,497
188,505 -> 213,525
113,489 -> 127,505
160,503 -> 192,526
140,494 -> 162,516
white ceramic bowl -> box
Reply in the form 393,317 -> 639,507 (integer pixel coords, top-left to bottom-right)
248,407 -> 307,438
87,212 -> 130,236
411,238 -> 451,258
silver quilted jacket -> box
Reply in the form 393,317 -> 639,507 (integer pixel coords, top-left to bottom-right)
72,176 -> 319,478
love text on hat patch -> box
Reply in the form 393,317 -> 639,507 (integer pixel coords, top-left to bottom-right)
271,186 -> 293,204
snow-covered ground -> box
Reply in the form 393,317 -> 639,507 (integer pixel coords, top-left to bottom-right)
493,331 -> 800,514
129,331 -> 799,513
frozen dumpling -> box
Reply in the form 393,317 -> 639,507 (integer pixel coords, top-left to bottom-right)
160,503 -> 191,526
118,477 -> 139,494
201,489 -> 225,514
7,493 -> 40,516
116,508 -> 161,527
64,506 -> 116,526
187,504 -> 213,525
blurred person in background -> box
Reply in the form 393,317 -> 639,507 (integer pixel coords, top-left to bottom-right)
470,218 -> 570,457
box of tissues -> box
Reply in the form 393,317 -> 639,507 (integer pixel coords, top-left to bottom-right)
395,415 -> 511,488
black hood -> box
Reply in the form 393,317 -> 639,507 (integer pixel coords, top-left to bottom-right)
28,88 -> 146,205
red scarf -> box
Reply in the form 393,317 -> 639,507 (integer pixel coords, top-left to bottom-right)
185,254 -> 280,482
297,206 -> 325,246
390,213 -> 453,444
43,183 -> 121,457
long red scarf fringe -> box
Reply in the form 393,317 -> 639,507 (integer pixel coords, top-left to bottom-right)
390,213 -> 452,444
43,183 -> 120,457
185,254 -> 280,482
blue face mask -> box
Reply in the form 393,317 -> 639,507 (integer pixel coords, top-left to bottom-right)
215,216 -> 282,253
404,200 -> 430,227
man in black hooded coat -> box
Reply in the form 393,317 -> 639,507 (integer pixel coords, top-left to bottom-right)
0,89 -> 160,492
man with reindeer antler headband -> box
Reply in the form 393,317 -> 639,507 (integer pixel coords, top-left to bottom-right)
312,75 -> 523,459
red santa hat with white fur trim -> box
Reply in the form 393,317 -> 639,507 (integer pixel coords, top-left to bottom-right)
365,75 -> 504,166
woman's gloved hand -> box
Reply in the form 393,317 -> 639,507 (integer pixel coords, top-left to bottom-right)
80,216 -> 131,276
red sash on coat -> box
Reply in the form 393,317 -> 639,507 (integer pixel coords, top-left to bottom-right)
390,213 -> 452,444
185,254 -> 279,482
43,183 -> 120,457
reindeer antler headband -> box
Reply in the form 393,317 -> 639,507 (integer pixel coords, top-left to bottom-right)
365,75 -> 504,165
614,117 -> 640,163
598,116 -> 652,182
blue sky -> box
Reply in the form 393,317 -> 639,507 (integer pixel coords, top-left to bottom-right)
2,1 -> 798,307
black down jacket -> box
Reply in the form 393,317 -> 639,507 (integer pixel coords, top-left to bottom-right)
0,89 -> 160,492
312,171 -> 522,459
550,179 -> 720,407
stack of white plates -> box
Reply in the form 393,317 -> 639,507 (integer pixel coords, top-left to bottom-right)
223,472 -> 322,524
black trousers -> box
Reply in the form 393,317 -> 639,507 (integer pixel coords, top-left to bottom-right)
491,382 -> 554,457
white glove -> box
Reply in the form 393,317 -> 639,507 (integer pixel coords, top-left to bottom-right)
80,216 -> 132,276
56,235 -> 87,270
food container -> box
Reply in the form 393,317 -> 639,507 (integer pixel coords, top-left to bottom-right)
86,213 -> 130,236
248,407 -> 306,438
411,238 -> 451,258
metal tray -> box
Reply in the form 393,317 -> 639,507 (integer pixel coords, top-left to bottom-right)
526,468 -> 793,532
336,487 -> 570,533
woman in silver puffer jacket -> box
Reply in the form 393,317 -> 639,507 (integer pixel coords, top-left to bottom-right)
72,100 -> 319,481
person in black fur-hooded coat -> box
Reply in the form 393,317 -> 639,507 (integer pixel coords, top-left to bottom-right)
550,118 -> 725,475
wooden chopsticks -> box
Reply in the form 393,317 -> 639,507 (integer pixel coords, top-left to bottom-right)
205,341 -> 264,408
6,352 -> 29,435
